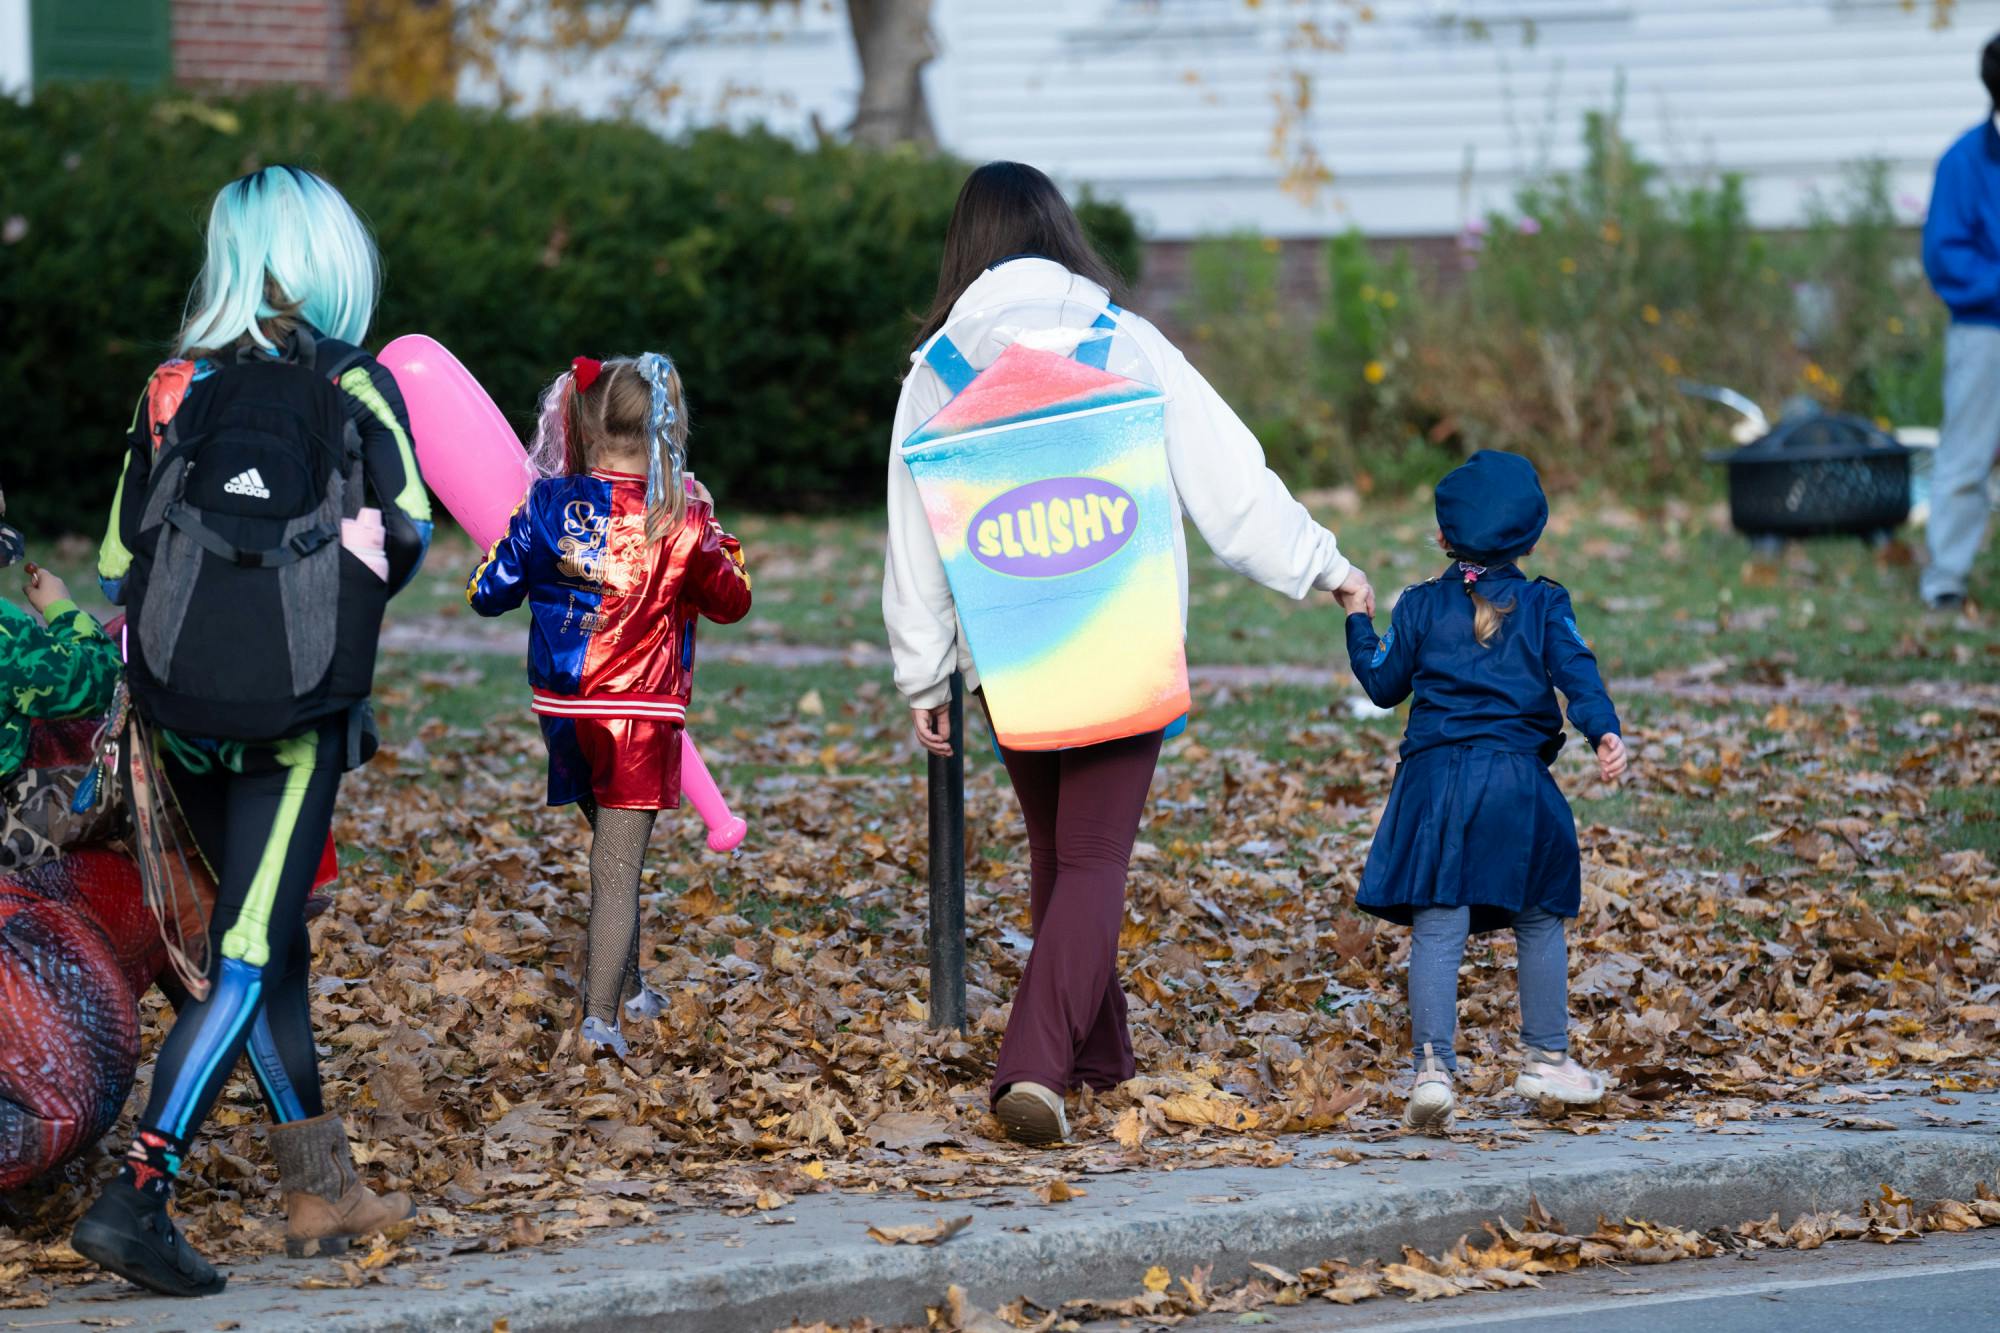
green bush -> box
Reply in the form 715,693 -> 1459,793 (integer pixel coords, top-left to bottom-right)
0,84 -> 1139,534
1177,108 -> 1946,495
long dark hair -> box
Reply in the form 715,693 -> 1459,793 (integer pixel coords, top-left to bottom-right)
913,161 -> 1124,351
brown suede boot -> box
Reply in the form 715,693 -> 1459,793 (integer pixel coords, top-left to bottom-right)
267,1113 -> 416,1258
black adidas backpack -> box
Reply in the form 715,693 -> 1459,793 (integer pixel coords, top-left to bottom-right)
124,330 -> 389,741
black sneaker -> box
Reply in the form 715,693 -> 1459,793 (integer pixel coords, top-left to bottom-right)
1926,591 -> 1968,613
72,1184 -> 225,1298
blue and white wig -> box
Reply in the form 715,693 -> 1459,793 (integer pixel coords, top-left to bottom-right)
177,165 -> 380,356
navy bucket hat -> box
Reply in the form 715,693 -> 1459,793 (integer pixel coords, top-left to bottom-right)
1435,450 -> 1548,562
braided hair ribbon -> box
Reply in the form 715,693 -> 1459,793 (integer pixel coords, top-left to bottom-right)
633,351 -> 686,532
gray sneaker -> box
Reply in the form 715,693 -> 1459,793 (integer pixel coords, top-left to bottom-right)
1402,1043 -> 1455,1134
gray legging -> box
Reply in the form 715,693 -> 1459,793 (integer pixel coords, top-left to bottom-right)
1923,322 -> 2000,604
1408,905 -> 1569,1072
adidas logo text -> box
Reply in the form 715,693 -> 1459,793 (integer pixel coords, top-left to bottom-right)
223,468 -> 271,500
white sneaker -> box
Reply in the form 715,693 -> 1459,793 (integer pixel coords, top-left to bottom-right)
1402,1043 -> 1455,1134
1515,1048 -> 1608,1105
995,1081 -> 1069,1146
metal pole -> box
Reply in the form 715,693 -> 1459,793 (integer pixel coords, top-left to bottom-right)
927,671 -> 967,1031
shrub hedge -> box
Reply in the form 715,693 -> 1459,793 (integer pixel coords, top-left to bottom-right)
0,84 -> 1141,534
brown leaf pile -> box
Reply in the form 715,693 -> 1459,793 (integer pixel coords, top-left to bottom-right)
4,676 -> 1995,1286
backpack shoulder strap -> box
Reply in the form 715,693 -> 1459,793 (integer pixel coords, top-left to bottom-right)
144,361 -> 199,454
1074,303 -> 1121,371
921,334 -> 977,396
314,337 -> 371,387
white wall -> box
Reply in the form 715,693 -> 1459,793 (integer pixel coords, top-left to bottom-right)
0,0 -> 32,99
487,0 -> 2000,239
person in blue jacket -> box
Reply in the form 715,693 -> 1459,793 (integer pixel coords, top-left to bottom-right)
1338,451 -> 1627,1133
1919,33 -> 2000,612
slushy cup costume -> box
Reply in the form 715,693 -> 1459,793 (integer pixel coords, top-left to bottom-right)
884,257 -> 1355,1110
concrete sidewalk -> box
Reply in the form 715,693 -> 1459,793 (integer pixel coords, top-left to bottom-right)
26,1088 -> 2000,1333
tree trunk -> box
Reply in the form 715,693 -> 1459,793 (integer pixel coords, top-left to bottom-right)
845,0 -> 937,149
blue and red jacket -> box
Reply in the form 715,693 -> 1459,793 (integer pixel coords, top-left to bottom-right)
466,470 -> 751,721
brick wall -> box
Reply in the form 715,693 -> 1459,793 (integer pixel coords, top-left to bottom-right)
174,0 -> 348,91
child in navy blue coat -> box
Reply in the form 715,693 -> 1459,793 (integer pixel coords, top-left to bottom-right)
1338,451 -> 1627,1132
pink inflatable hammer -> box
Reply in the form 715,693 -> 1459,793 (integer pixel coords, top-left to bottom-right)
680,734 -> 746,853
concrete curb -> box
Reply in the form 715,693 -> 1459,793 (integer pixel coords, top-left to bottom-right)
30,1094 -> 2000,1333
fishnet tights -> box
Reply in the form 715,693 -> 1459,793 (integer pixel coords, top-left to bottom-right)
578,799 -> 657,1025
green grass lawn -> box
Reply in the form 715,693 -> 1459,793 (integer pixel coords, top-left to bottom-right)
17,488 -> 1997,908
26,488 -> 1998,687
397,488 -> 1998,683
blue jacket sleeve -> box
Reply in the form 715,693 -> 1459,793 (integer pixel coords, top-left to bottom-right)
1541,584 -> 1620,745
1345,596 -> 1420,707
1923,141 -> 2000,320
466,493 -> 535,617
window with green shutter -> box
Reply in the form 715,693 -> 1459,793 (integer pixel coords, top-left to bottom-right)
31,0 -> 170,89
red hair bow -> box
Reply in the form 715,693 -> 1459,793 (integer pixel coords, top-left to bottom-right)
570,356 -> 603,393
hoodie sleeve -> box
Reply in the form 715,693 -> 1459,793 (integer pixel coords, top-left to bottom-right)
1541,583 -> 1620,746
882,366 -> 964,710
96,384 -> 153,606
2,600 -> 122,722
336,357 -> 434,594
1154,336 -> 1353,598
1923,137 -> 2000,320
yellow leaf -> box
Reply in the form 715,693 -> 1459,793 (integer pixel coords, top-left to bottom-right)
1143,1264 -> 1171,1293
799,1160 -> 827,1180
1111,1105 -> 1148,1151
1158,1093 -> 1260,1133
867,1215 -> 971,1246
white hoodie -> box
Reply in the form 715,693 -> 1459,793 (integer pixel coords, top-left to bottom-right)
881,258 -> 1356,709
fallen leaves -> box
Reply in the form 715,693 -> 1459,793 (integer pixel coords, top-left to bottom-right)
928,1182 -> 2000,1327
866,1215 -> 971,1246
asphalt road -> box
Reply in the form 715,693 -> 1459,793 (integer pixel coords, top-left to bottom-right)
1164,1229 -> 2000,1332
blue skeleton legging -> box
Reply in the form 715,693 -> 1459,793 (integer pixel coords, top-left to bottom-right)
140,727 -> 342,1143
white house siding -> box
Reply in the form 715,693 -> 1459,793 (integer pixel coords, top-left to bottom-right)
1,0 -> 33,97
490,0 -> 2000,239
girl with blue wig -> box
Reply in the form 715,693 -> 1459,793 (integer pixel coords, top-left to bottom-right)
1337,450 -> 1627,1134
468,354 -> 752,1063
75,165 -> 430,1296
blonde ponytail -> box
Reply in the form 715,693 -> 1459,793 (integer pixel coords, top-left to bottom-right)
1470,590 -> 1514,647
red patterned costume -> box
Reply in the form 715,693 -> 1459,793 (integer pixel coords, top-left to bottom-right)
467,471 -> 751,809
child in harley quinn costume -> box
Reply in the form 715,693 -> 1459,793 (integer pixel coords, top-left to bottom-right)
468,355 -> 750,1060
1338,450 -> 1628,1134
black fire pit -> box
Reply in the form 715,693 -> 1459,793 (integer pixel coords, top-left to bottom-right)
1704,408 -> 1915,548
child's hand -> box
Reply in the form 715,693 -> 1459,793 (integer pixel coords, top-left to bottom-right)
22,562 -> 70,617
1334,566 -> 1376,616
1595,734 -> 1628,784
687,475 -> 714,507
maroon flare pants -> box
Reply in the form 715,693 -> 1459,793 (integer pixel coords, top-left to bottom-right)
989,728 -> 1163,1103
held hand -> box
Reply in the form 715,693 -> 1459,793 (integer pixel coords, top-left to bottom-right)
1596,734 -> 1628,784
911,704 -> 954,757
687,475 -> 714,507
22,562 -> 70,617
1335,566 -> 1375,617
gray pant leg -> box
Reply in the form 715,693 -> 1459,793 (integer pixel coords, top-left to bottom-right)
1923,322 -> 2000,601
1512,907 -> 1570,1056
1408,906 -> 1471,1072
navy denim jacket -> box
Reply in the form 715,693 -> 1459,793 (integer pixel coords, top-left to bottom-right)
1345,562 -> 1620,765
